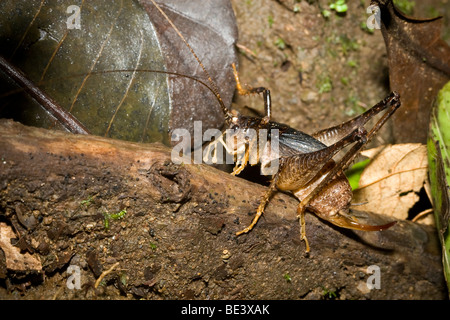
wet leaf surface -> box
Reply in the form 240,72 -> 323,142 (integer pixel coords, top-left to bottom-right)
0,0 -> 238,145
375,0 -> 450,143
139,0 -> 238,147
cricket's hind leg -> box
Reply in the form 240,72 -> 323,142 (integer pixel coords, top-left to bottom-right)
295,94 -> 400,252
312,92 -> 400,147
304,173 -> 397,235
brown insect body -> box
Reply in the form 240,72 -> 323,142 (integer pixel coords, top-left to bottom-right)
227,113 -> 356,224
220,79 -> 399,251
151,0 -> 401,252
0,0 -> 400,253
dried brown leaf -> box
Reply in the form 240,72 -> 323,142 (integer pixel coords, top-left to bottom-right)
352,143 -> 428,220
0,222 -> 42,272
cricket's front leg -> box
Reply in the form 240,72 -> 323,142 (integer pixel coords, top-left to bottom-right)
232,63 -> 272,122
231,147 -> 250,176
235,173 -> 279,236
297,203 -> 310,253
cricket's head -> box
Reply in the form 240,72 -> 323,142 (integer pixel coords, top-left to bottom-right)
223,111 -> 270,155
223,111 -> 251,155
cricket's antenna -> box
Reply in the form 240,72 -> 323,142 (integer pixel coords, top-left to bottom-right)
149,0 -> 233,123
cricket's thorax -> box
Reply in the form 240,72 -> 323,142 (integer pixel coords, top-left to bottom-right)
225,114 -> 330,168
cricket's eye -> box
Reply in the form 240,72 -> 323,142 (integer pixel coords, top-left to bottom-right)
231,124 -> 239,131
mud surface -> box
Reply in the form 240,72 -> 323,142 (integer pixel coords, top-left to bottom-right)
1,0 -> 449,300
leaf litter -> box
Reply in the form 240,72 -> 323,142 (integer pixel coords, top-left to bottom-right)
352,143 -> 431,222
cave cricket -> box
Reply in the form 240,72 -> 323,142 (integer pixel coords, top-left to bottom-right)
0,2 -> 401,253
152,0 -> 400,252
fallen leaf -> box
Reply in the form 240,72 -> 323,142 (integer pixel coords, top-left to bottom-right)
352,143 -> 428,220
139,0 -> 238,147
0,0 -> 238,145
374,0 -> 450,143
0,222 -> 42,272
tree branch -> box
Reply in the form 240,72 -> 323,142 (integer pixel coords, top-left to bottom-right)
0,119 -> 446,299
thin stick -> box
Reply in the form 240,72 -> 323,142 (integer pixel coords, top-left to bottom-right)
94,262 -> 120,288
0,55 -> 89,134
411,208 -> 433,223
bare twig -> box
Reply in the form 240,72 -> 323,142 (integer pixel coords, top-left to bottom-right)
95,262 -> 120,289
0,55 -> 89,135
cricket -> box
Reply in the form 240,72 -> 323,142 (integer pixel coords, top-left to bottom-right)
149,0 -> 400,252
0,1 -> 401,253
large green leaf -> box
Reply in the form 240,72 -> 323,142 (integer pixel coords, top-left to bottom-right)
427,80 -> 450,296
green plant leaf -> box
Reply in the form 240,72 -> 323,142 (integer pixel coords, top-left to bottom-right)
329,0 -> 348,13
346,158 -> 370,190
427,80 -> 450,296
